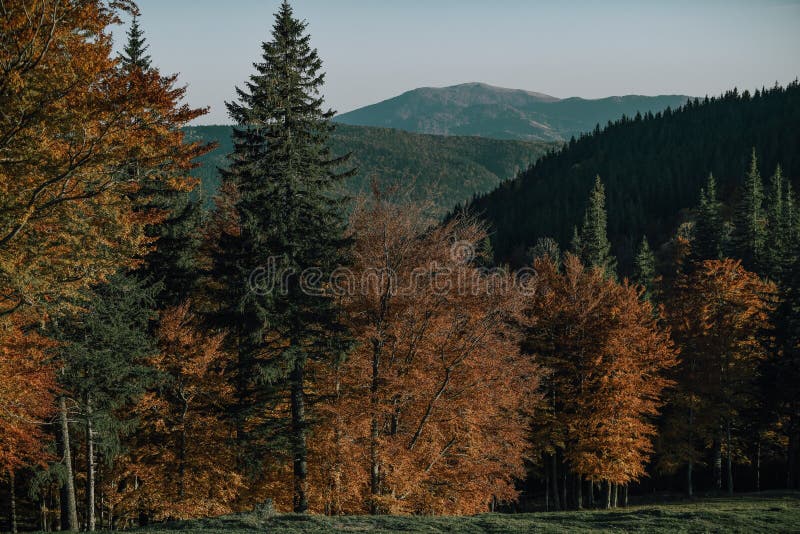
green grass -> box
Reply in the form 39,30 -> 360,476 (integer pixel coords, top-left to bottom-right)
121,492 -> 800,533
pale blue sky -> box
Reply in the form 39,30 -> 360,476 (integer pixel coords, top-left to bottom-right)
116,0 -> 800,124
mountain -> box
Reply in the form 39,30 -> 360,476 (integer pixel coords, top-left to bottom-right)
466,82 -> 800,270
184,124 -> 555,214
334,82 -> 691,141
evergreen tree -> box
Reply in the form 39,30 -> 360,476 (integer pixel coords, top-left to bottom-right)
764,165 -> 796,281
118,14 -> 207,308
691,173 -> 725,262
54,274 -> 159,531
118,15 -> 152,71
633,235 -> 656,301
730,149 -> 765,270
219,1 -> 353,512
574,175 -> 616,276
529,236 -> 561,265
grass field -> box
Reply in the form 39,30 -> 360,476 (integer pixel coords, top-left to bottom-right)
123,492 -> 800,533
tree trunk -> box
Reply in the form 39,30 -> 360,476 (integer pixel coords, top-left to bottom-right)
544,456 -> 549,511
713,434 -> 723,491
9,470 -> 17,534
726,418 -> 733,495
623,484 -> 628,507
370,340 -> 381,514
605,480 -> 612,509
756,440 -> 761,492
687,406 -> 694,496
787,417 -> 799,490
549,453 -> 561,510
575,473 -> 583,510
58,396 -> 78,532
588,478 -> 594,508
290,359 -> 309,513
86,395 -> 96,531
179,399 -> 188,500
612,483 -> 618,508
561,460 -> 567,510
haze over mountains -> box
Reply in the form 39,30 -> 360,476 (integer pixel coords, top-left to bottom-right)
334,82 -> 691,141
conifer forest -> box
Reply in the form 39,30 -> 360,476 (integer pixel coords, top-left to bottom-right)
1,1 -> 799,532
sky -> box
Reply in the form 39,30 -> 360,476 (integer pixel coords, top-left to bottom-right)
116,0 -> 800,125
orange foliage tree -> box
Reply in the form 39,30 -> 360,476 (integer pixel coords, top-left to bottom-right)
0,0 -> 208,319
309,193 -> 539,515
664,258 -> 776,494
0,317 -> 55,473
522,254 -> 677,508
105,302 -> 243,524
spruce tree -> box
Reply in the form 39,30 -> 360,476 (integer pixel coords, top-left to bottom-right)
633,235 -> 656,301
764,165 -> 795,281
54,274 -> 158,531
119,15 -> 206,308
730,149 -> 765,270
691,173 -> 725,263
220,1 -> 353,512
118,15 -> 151,70
574,175 -> 616,276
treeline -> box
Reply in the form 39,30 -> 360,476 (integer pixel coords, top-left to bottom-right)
0,1 -> 797,533
184,123 -> 553,216
468,80 -> 800,270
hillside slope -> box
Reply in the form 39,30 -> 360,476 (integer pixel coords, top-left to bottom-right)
184,124 -> 555,214
334,82 -> 689,141
467,83 -> 800,270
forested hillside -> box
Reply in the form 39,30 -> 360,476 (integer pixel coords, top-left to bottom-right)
469,82 -> 800,269
334,82 -> 689,141
184,124 -> 554,214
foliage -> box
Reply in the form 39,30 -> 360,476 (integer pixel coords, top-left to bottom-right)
470,83 -> 800,269
309,193 -> 538,515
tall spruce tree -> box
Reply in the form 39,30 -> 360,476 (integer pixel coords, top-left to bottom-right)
633,235 -> 656,301
220,1 -> 353,512
730,149 -> 766,270
573,175 -> 616,276
691,173 -> 725,263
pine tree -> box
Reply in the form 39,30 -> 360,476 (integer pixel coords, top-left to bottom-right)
730,149 -> 765,270
219,0 -> 353,513
118,15 -> 152,71
574,175 -> 616,276
633,235 -> 656,301
692,173 -> 725,263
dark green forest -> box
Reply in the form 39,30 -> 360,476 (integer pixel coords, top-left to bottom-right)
184,124 -> 554,214
469,82 -> 800,270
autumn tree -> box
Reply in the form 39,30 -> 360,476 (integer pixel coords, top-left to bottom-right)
665,259 -> 775,494
0,0 -> 208,320
105,302 -> 242,523
309,192 -> 538,515
522,254 -> 676,509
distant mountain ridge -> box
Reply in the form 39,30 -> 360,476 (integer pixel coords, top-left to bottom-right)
334,82 -> 691,141
183,124 -> 554,215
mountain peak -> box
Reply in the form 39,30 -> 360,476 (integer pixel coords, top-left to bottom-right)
335,85 -> 690,141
